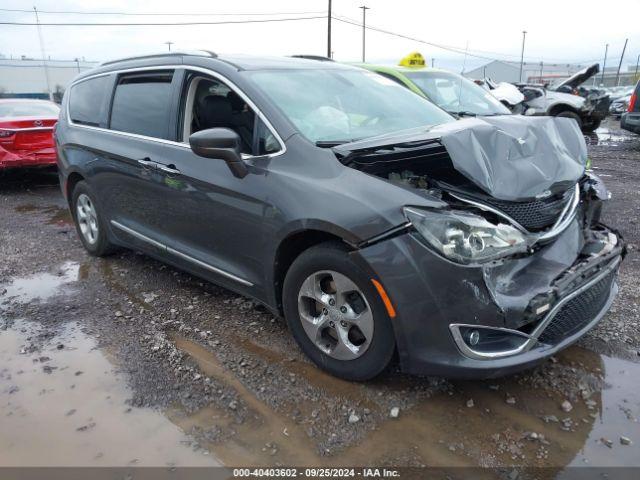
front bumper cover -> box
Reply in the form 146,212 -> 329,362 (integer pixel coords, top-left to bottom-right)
356,220 -> 624,379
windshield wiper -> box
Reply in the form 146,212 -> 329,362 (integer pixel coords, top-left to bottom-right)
315,140 -> 352,148
447,110 -> 477,117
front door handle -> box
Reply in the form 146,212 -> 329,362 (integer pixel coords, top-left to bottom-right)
157,163 -> 181,175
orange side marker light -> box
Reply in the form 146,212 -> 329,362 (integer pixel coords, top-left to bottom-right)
371,279 -> 397,319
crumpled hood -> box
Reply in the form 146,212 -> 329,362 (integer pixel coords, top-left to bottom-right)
334,115 -> 586,201
438,116 -> 586,200
554,63 -> 599,90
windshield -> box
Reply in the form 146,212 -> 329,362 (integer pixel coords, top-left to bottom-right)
246,68 -> 453,144
405,71 -> 511,116
0,101 -> 60,118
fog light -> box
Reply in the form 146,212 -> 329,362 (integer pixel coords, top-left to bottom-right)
450,324 -> 532,359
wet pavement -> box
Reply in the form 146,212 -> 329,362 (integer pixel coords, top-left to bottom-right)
1,120 -> 639,470
0,319 -> 218,467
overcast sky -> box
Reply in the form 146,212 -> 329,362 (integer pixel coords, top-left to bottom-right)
1,0 -> 639,72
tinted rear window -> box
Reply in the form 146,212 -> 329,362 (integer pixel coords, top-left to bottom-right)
0,101 -> 60,118
69,75 -> 110,126
109,72 -> 173,139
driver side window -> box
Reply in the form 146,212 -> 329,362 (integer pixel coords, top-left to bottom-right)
181,72 -> 280,156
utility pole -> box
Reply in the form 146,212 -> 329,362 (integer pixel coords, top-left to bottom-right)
359,5 -> 370,62
539,61 -> 543,83
519,30 -> 527,83
635,53 -> 639,80
615,38 -> 628,86
601,44 -> 609,86
327,0 -> 332,59
33,6 -> 53,101
165,41 -> 174,52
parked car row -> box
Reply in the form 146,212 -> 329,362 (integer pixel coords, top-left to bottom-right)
4,53 -> 639,175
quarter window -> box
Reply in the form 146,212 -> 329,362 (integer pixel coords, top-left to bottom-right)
110,72 -> 173,139
69,75 -> 110,127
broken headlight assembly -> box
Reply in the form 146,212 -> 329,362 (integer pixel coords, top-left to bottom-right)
404,207 -> 528,265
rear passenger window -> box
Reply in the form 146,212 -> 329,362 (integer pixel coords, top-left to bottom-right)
110,72 -> 173,139
69,75 -> 110,127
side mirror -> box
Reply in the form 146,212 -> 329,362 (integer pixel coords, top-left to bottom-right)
189,127 -> 248,178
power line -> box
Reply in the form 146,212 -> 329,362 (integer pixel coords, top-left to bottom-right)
0,7 -> 325,17
0,63 -> 94,68
333,16 -> 513,62
0,15 -> 327,27
333,15 -> 633,66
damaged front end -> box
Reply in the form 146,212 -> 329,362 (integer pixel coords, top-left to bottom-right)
337,116 -> 625,375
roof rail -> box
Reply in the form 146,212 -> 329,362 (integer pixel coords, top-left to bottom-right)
100,50 -> 217,67
290,55 -> 334,62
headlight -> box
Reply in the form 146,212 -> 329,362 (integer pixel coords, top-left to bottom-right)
404,207 -> 528,265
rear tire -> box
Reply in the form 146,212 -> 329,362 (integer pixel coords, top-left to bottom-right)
71,181 -> 117,257
555,110 -> 583,130
581,119 -> 601,133
283,242 -> 396,381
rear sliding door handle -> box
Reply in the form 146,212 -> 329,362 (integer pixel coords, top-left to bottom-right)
138,157 -> 156,168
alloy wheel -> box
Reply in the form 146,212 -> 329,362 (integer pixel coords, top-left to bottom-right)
76,193 -> 99,245
297,270 -> 373,361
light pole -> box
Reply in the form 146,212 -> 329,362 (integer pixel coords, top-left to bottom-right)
360,5 -> 370,62
539,61 -> 544,83
519,30 -> 527,83
601,44 -> 609,86
165,41 -> 174,52
327,0 -> 332,59
33,6 -> 53,101
615,38 -> 628,86
635,53 -> 639,80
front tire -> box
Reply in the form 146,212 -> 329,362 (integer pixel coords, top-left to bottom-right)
555,110 -> 583,130
71,181 -> 117,257
283,242 -> 396,381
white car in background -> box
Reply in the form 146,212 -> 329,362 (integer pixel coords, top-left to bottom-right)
474,78 -> 526,113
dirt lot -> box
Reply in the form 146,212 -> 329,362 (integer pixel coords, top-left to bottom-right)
1,119 -> 639,471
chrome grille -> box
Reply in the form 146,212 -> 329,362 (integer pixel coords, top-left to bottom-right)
483,187 -> 575,232
538,270 -> 615,345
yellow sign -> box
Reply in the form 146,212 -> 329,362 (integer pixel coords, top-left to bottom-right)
399,52 -> 426,68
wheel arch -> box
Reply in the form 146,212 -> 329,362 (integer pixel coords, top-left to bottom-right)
65,171 -> 85,205
272,227 -> 357,316
548,103 -> 581,117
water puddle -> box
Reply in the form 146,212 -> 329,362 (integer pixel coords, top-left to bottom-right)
169,336 -> 320,466
588,128 -> 637,146
1,262 -> 81,308
171,335 -> 639,468
0,319 -> 218,467
14,204 -> 73,226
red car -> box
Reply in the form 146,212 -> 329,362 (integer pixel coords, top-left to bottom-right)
0,99 -> 60,170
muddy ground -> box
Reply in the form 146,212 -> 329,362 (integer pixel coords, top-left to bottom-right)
1,119 -> 639,472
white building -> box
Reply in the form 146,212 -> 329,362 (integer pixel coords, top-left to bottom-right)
465,59 -> 639,87
464,60 -> 586,84
0,57 -> 98,101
